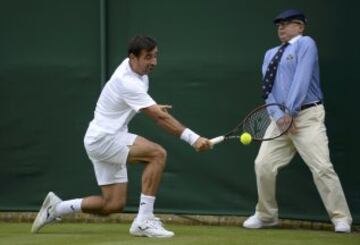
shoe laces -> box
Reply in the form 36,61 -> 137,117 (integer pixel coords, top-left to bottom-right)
48,204 -> 62,222
143,217 -> 165,230
334,221 -> 348,227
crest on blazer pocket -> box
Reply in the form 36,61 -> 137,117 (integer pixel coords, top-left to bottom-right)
286,54 -> 294,60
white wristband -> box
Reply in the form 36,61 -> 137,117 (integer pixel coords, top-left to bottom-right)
180,128 -> 200,146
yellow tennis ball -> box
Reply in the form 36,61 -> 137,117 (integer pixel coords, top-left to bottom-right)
240,132 -> 252,145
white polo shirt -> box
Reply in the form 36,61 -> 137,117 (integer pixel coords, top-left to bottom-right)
89,58 -> 156,134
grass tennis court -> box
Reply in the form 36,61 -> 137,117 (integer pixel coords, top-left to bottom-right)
1,222 -> 359,245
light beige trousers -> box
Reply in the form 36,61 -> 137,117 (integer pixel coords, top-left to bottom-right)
254,104 -> 352,225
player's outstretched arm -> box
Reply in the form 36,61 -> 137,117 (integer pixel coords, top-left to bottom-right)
142,104 -> 212,151
142,104 -> 184,136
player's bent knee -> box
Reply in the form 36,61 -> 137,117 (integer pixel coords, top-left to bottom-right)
152,145 -> 167,164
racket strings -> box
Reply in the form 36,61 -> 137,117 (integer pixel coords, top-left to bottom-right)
243,109 -> 271,139
219,103 -> 292,143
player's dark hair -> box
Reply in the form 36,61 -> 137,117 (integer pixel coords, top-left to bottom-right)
128,35 -> 157,57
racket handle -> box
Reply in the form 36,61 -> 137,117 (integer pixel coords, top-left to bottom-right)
210,136 -> 225,145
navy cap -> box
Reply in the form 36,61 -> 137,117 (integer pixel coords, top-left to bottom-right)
273,9 -> 307,24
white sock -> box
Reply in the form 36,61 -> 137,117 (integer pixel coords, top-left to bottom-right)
54,198 -> 83,216
136,193 -> 155,221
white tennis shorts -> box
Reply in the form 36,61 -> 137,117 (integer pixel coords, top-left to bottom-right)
84,125 -> 137,186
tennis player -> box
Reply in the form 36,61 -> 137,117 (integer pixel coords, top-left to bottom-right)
31,35 -> 212,238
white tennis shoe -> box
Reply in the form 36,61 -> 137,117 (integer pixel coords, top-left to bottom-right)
31,192 -> 62,233
243,215 -> 279,229
334,220 -> 351,233
129,216 -> 174,238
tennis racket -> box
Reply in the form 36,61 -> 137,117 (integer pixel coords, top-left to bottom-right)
210,103 -> 293,145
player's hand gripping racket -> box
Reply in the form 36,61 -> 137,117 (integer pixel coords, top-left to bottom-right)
210,103 -> 293,145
